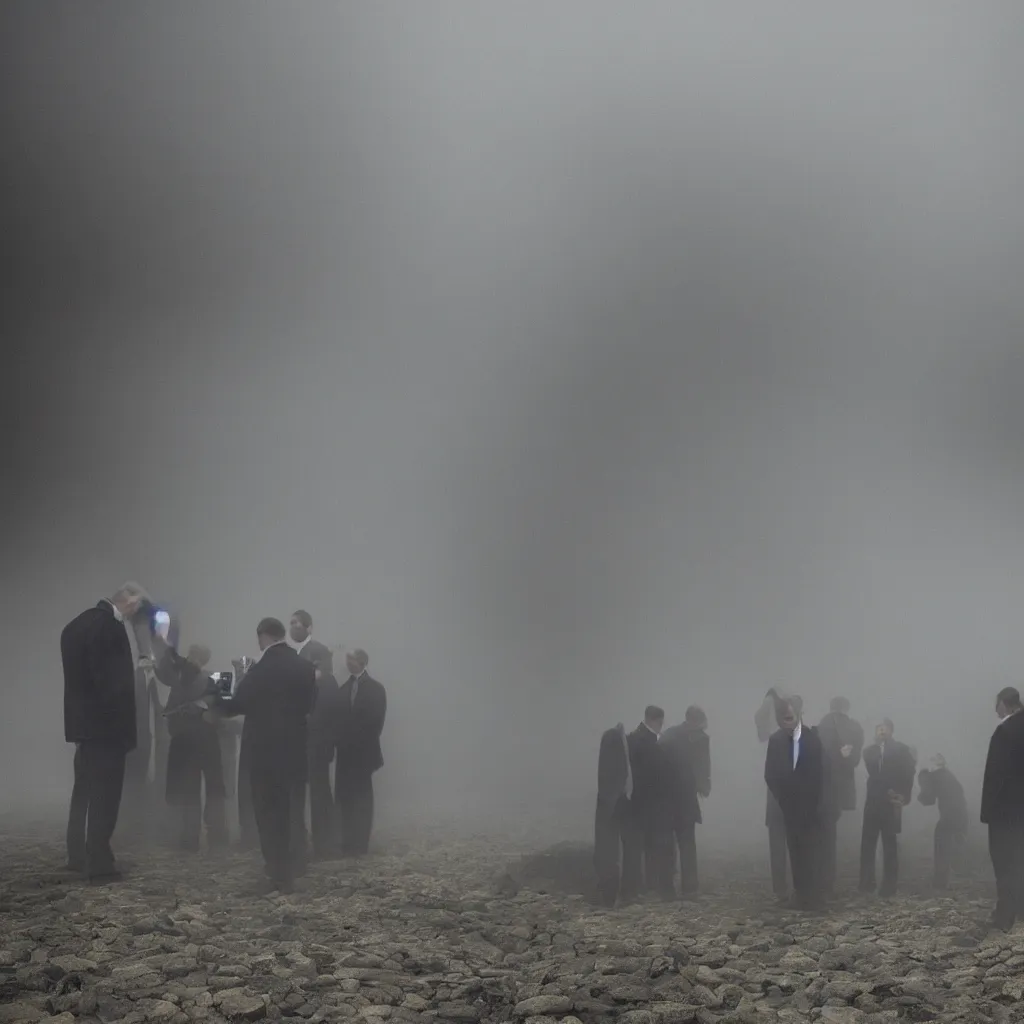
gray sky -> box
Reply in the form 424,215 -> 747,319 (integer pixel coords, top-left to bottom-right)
3,3 -> 1024,841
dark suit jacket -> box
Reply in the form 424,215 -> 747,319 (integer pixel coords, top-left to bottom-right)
764,724 -> 827,828
661,723 -> 710,824
223,642 -> 316,784
863,739 -> 916,833
918,766 -> 968,831
336,672 -> 386,775
627,724 -> 668,814
981,712 -> 1024,826
818,711 -> 864,814
597,725 -> 630,803
309,672 -> 340,760
62,601 -> 136,749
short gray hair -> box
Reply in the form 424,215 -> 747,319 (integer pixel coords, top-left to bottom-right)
112,581 -> 150,604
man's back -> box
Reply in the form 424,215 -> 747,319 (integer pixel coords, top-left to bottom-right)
62,603 -> 136,749
982,712 -> 1024,825
233,644 -> 316,781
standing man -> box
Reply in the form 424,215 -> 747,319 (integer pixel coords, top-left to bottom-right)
756,687 -> 791,901
63,582 -> 150,883
818,697 -> 865,893
917,754 -> 968,890
859,719 -> 916,898
981,687 -> 1024,930
289,610 -> 316,658
219,617 -> 316,893
662,706 -> 711,897
622,706 -> 673,902
764,694 -> 827,911
307,646 -> 340,860
594,722 -> 632,906
334,649 -> 387,857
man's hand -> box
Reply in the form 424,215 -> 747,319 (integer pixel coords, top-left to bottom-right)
138,656 -> 156,674
840,744 -> 853,758
887,790 -> 905,807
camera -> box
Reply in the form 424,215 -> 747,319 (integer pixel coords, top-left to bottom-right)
210,671 -> 234,698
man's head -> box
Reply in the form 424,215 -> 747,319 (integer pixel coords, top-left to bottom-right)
996,687 -> 1022,720
685,705 -> 708,730
930,753 -> 947,771
186,644 -> 211,669
289,610 -> 313,644
774,694 -> 803,734
875,718 -> 894,743
830,696 -> 851,715
345,648 -> 369,677
256,617 -> 287,651
644,705 -> 665,735
111,581 -> 150,619
307,643 -> 333,679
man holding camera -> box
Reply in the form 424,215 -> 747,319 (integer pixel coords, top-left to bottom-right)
220,617 -> 316,893
62,582 -> 150,883
159,641 -> 228,853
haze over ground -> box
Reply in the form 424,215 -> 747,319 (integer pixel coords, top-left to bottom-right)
2,4 -> 1023,851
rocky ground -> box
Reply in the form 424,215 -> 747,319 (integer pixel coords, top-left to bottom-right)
0,817 -> 1017,1024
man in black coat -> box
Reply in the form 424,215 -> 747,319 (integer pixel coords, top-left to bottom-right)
981,687 -> 1024,930
334,649 -> 386,857
219,617 -> 316,893
594,722 -> 632,906
662,706 -> 711,897
818,696 -> 865,892
62,582 -> 149,883
764,694 -> 828,911
858,718 -> 916,897
756,687 -> 792,899
917,753 -> 968,890
160,643 -> 228,853
305,644 -> 340,859
621,705 -> 674,902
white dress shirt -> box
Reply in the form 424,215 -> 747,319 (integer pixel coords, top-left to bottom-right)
792,721 -> 802,769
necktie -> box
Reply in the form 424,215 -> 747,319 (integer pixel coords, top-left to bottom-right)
350,676 -> 359,707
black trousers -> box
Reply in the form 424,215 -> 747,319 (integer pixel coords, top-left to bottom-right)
251,765 -> 296,887
165,728 -> 228,852
66,741 -> 127,878
290,781 -> 309,874
859,805 -> 899,895
785,818 -> 823,908
237,758 -> 258,850
670,816 -> 699,895
988,820 -> 1024,928
768,819 -> 789,896
308,751 -> 335,857
594,794 -> 628,905
934,821 -> 965,889
335,770 -> 374,856
821,817 -> 840,892
621,802 -> 673,900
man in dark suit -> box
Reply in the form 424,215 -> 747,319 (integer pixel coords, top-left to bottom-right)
858,718 -> 916,897
756,687 -> 791,900
621,705 -> 673,902
662,706 -> 711,897
764,694 -> 828,911
918,753 -> 968,890
219,617 -> 316,893
306,645 -> 340,859
981,687 -> 1024,930
63,582 -> 149,883
594,722 -> 632,906
818,696 -> 865,892
334,649 -> 386,857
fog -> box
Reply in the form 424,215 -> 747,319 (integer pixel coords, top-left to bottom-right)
3,3 -> 1024,852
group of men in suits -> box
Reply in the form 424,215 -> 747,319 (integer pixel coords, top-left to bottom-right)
62,589 -> 387,894
594,704 -> 711,907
